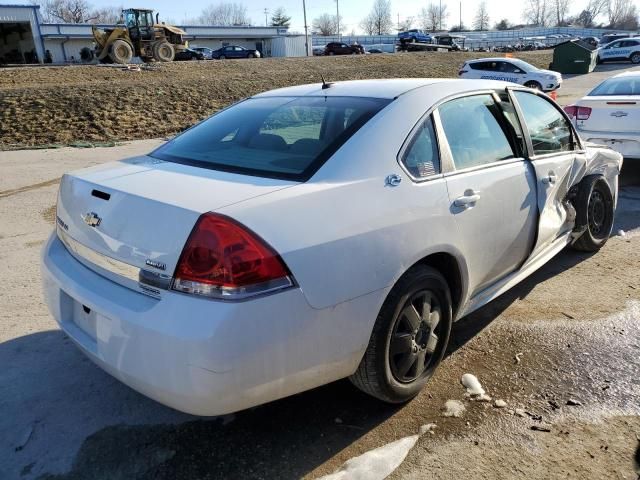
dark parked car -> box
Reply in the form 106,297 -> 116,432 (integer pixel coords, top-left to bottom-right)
191,47 -> 215,59
324,42 -> 364,55
211,45 -> 261,59
174,48 -> 205,61
367,48 -> 383,54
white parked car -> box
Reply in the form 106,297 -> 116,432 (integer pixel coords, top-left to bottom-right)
42,79 -> 622,416
458,58 -> 562,92
596,37 -> 640,64
565,71 -> 640,160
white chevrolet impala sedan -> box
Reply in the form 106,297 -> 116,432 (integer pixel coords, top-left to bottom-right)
42,79 -> 622,415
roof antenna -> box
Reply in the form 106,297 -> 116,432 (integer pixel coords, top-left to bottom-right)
321,74 -> 332,89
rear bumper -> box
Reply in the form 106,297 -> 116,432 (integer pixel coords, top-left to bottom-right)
41,232 -> 379,416
578,129 -> 640,159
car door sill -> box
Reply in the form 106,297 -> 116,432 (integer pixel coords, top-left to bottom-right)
457,231 -> 572,320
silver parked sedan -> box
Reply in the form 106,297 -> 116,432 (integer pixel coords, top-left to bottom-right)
42,79 -> 622,415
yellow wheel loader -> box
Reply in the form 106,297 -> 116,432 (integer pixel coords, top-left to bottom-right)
91,8 -> 188,64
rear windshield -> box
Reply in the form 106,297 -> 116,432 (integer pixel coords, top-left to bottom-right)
151,96 -> 390,181
589,77 -> 640,96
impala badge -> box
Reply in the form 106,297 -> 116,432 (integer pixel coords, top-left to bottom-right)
145,259 -> 166,271
83,212 -> 101,227
610,111 -> 628,118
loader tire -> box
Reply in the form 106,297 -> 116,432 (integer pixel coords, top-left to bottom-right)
109,39 -> 133,64
153,42 -> 175,62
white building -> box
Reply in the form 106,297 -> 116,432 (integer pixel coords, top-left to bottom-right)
0,4 -> 307,64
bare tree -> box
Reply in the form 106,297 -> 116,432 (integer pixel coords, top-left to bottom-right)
397,16 -> 414,31
522,0 -> 551,26
359,0 -> 393,35
419,2 -> 448,32
473,1 -> 490,30
90,6 -> 122,24
551,0 -> 571,25
40,0 -> 97,23
607,0 -> 639,28
198,2 -> 251,26
312,13 -> 340,35
494,18 -> 511,29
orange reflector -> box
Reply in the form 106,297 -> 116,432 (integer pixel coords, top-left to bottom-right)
505,53 -> 513,58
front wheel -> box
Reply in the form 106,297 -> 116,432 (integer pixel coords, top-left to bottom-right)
219,55 -> 226,60
350,266 -> 452,403
524,80 -> 542,90
153,42 -> 175,62
631,52 -> 640,64
247,52 -> 255,58
572,175 -> 615,252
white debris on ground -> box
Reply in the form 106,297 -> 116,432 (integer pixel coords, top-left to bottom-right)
420,423 -> 437,434
443,400 -> 466,417
461,374 -> 485,395
319,434 -> 420,480
461,373 -> 492,401
494,399 -> 507,408
618,229 -> 626,237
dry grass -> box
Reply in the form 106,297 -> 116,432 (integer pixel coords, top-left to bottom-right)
0,51 -> 552,149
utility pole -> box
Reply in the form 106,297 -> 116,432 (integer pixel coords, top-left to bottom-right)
459,1 -> 462,30
439,0 -> 442,31
302,0 -> 309,55
397,12 -> 400,31
264,8 -> 269,27
335,0 -> 340,39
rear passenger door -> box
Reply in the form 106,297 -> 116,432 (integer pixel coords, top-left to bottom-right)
509,89 -> 579,257
436,93 -> 538,294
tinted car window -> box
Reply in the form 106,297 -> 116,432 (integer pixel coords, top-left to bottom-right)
500,62 -> 524,73
513,91 -> 573,156
152,96 -> 390,181
401,116 -> 440,178
438,94 -> 515,170
470,61 -> 496,71
589,77 -> 640,95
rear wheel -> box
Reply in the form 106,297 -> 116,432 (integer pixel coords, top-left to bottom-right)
572,175 -> 615,252
328,51 -> 335,56
153,42 -> 175,62
108,39 -> 133,64
219,55 -> 226,60
247,52 -> 255,58
524,80 -> 542,90
350,266 -> 452,403
631,52 -> 640,64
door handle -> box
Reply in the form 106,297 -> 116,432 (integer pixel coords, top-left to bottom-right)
454,191 -> 481,208
542,171 -> 557,185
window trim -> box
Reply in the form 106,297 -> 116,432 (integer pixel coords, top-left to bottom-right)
435,92 -> 523,174
507,87 -> 584,159
396,113 -> 444,183
396,88 -> 531,182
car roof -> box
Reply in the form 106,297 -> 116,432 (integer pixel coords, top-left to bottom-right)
252,78 -> 515,100
467,57 -> 514,63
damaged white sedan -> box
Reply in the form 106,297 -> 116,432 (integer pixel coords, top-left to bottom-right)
42,79 -> 622,416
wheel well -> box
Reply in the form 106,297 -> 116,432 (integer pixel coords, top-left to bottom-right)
415,253 -> 463,318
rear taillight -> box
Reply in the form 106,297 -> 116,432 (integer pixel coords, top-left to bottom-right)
564,105 -> 592,120
172,213 -> 293,300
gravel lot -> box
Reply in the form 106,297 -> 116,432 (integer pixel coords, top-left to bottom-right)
0,51 -> 553,149
1,59 -> 639,480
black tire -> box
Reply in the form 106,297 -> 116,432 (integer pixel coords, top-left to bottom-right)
631,52 -> 640,64
219,55 -> 226,60
108,39 -> 133,64
247,52 -> 255,58
572,175 -> 615,252
153,42 -> 175,62
350,265 -> 452,403
524,80 -> 542,90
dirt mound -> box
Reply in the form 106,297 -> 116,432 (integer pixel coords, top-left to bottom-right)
0,51 -> 552,149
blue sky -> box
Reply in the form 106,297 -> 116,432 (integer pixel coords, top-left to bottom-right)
5,0 -> 611,33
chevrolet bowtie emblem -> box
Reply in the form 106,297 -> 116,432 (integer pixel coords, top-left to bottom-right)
610,111 -> 628,118
83,212 -> 101,227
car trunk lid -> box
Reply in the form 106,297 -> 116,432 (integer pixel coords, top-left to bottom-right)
576,95 -> 640,133
56,156 -> 296,295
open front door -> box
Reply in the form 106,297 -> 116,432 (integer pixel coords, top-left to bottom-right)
508,88 -> 581,258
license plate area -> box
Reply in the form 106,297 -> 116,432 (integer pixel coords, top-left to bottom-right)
72,301 -> 98,341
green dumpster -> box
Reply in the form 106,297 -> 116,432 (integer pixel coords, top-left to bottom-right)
550,40 -> 598,74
